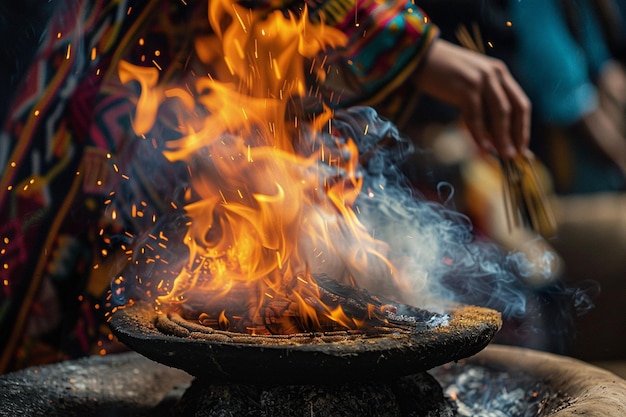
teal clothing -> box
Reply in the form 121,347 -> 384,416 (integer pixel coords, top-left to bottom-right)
509,0 -> 611,125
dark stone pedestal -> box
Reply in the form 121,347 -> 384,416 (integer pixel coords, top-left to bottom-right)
171,373 -> 453,417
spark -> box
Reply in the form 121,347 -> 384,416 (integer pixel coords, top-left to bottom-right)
224,56 -> 235,75
219,189 -> 228,204
272,58 -> 281,80
232,4 -> 247,32
234,39 -> 244,59
276,251 -> 283,269
319,55 -> 327,72
66,44 -> 71,59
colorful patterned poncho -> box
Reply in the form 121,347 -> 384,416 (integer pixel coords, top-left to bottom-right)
0,0 -> 437,372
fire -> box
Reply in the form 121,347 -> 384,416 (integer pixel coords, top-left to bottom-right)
118,0 -> 403,334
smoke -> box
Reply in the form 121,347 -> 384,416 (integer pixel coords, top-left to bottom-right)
322,106 -> 597,325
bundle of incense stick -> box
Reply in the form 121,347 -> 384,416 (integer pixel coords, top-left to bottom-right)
500,154 -> 557,237
455,24 -> 557,238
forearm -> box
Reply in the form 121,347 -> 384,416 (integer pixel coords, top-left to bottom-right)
313,0 -> 439,107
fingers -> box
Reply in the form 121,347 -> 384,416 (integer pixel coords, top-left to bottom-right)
414,40 -> 531,159
460,92 -> 491,152
466,58 -> 531,158
500,68 -> 532,153
483,63 -> 515,157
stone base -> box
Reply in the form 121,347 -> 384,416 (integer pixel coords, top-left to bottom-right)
1,345 -> 626,416
172,373 -> 452,417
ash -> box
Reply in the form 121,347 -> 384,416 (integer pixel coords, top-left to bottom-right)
431,363 -> 573,417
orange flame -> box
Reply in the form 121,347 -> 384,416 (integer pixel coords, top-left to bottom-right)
119,1 -> 397,333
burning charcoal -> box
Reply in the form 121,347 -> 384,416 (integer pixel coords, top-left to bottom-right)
163,272 -> 450,335
314,273 -> 450,331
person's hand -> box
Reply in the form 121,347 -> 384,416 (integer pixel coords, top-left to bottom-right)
414,39 -> 531,158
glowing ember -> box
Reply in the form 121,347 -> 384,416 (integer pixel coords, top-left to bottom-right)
114,0 -> 421,334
